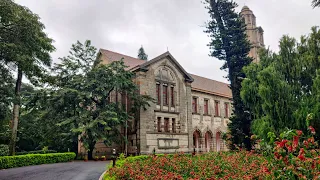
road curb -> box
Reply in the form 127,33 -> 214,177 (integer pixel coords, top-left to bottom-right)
98,169 -> 108,180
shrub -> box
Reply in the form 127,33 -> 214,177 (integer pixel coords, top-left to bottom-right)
0,145 -> 9,156
16,150 -> 57,155
0,152 -> 76,169
105,152 -> 273,180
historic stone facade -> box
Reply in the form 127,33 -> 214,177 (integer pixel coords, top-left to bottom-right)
241,6 -> 265,63
78,6 -> 263,156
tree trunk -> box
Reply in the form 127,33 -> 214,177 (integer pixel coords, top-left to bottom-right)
88,142 -> 96,160
9,69 -> 23,156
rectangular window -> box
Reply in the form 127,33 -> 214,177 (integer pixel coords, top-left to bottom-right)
172,118 -> 176,133
225,103 -> 229,118
156,84 -> 160,105
215,101 -> 219,116
204,99 -> 209,115
163,85 -> 168,105
171,87 -> 174,106
164,118 -> 169,132
157,117 -> 161,132
192,97 -> 197,113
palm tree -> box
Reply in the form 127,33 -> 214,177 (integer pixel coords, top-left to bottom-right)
312,0 -> 320,8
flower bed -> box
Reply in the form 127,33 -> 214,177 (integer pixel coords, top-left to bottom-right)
105,152 -> 273,179
0,152 -> 76,169
105,125 -> 320,179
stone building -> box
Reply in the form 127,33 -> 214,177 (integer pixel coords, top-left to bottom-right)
78,6 -> 263,156
240,6 -> 265,63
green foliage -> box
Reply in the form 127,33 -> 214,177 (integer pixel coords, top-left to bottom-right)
137,46 -> 148,60
241,27 -> 320,140
205,0 -> 252,150
0,144 -> 9,156
0,0 -> 55,155
312,0 -> 320,7
15,150 -> 57,155
34,40 -> 152,159
0,152 -> 75,169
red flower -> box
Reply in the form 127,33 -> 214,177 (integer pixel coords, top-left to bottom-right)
308,126 -> 316,135
293,136 -> 299,150
296,130 -> 303,136
298,154 -> 306,161
276,139 -> 288,148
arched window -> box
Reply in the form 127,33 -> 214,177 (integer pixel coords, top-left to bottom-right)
155,67 -> 177,107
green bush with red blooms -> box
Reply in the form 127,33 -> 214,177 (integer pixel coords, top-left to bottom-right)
105,151 -> 274,179
254,114 -> 320,179
106,114 -> 320,179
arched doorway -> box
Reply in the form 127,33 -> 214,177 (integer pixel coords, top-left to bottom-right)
216,132 -> 221,152
204,131 -> 213,152
193,130 -> 201,152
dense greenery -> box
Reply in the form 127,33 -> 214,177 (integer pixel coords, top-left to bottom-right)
0,152 -> 76,169
205,0 -> 252,150
0,0 -> 151,157
0,144 -> 9,156
0,0 -> 55,155
137,46 -> 148,60
241,27 -> 320,140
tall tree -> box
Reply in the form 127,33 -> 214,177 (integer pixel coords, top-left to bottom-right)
205,0 -> 253,150
0,0 -> 55,155
47,41 -> 152,159
241,27 -> 320,140
312,0 -> 320,8
137,46 -> 148,60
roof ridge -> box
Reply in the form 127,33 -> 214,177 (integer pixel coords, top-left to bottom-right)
190,73 -> 229,85
100,48 -> 144,61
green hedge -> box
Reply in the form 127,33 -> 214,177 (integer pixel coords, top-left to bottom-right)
0,152 -> 76,169
16,150 -> 57,155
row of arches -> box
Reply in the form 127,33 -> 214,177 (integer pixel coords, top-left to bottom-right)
193,130 -> 221,152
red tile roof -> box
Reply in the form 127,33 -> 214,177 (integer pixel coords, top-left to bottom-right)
98,49 -> 232,98
190,74 -> 232,98
99,49 -> 145,70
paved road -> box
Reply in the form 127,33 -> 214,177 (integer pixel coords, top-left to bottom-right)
0,161 -> 109,180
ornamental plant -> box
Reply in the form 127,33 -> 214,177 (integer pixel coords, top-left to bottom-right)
265,127 -> 320,179
106,152 -> 273,179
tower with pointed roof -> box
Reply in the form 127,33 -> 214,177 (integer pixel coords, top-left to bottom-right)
240,6 -> 265,63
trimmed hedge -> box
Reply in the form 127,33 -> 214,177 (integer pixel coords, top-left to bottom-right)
16,150 -> 57,155
0,152 -> 76,169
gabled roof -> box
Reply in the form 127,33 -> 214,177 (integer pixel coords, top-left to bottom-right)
134,51 -> 194,83
190,74 -> 232,98
98,49 -> 145,70
98,48 -> 232,98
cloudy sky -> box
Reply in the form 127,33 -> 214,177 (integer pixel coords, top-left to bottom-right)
15,0 -> 320,83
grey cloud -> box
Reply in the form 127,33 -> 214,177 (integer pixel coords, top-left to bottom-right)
15,0 -> 320,83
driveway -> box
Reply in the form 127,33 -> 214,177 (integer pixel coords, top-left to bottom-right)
0,161 -> 109,180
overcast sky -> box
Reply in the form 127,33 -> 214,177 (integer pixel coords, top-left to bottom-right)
15,0 -> 320,83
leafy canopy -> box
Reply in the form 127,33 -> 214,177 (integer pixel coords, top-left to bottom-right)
241,27 -> 320,140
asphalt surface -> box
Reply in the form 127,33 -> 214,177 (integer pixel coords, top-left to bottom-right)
0,161 -> 109,180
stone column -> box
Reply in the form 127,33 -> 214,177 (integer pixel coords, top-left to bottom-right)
200,137 -> 205,152
169,118 -> 172,133
160,82 -> 163,111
